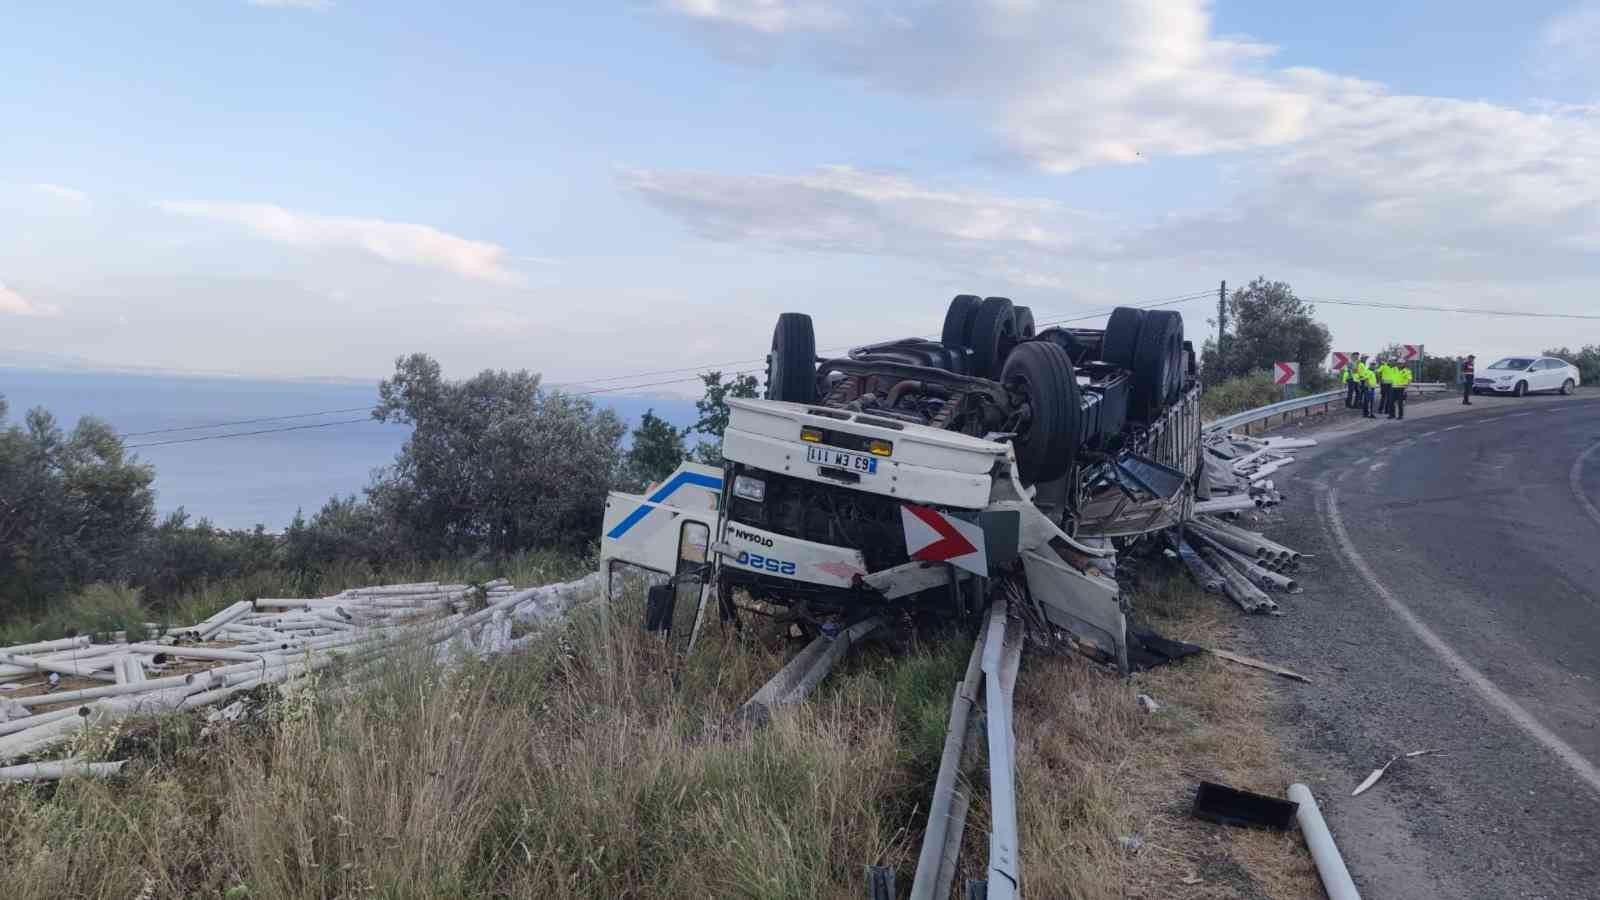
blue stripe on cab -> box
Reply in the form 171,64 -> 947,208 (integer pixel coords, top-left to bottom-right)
605,471 -> 723,539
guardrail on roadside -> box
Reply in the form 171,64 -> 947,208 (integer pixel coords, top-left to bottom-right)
1204,383 -> 1450,435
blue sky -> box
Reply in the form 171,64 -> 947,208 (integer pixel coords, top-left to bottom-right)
3,1 -> 1598,389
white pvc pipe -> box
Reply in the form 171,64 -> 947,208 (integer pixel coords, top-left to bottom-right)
0,703 -> 92,737
122,644 -> 269,663
1288,783 -> 1361,900
0,758 -> 126,781
0,636 -> 91,656
191,600 -> 253,640
0,650 -> 117,682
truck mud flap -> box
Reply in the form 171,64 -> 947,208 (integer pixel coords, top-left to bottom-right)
1020,548 -> 1128,673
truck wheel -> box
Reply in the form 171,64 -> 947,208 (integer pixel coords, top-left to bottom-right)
1036,327 -> 1086,362
767,313 -> 817,403
1130,310 -> 1182,421
969,296 -> 1018,379
1157,312 -> 1185,401
1001,341 -> 1080,483
941,295 -> 983,349
1102,306 -> 1144,368
1013,305 -> 1036,339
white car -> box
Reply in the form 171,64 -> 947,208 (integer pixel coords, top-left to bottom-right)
1474,356 -> 1582,397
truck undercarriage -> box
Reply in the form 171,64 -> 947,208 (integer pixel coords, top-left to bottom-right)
601,295 -> 1204,672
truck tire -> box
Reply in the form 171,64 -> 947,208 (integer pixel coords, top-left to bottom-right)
941,294 -> 983,349
1157,312 -> 1185,401
1130,310 -> 1182,421
969,296 -> 1018,379
767,313 -> 817,403
1102,306 -> 1144,368
1013,305 -> 1036,339
1036,327 -> 1086,362
1001,341 -> 1080,483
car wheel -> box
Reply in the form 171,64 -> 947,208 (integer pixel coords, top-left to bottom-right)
1562,379 -> 1575,396
1001,341 -> 1080,483
1101,306 -> 1144,369
1513,380 -> 1527,398
1130,310 -> 1182,422
941,295 -> 983,350
969,296 -> 1019,379
1013,305 -> 1036,339
767,312 -> 818,403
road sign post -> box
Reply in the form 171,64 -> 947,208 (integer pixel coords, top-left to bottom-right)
1275,361 -> 1300,401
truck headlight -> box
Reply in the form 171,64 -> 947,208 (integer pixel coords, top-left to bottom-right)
733,474 -> 766,502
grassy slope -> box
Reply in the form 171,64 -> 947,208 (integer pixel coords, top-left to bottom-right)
0,563 -> 1316,899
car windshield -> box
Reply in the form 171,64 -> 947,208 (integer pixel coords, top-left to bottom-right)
1488,358 -> 1534,370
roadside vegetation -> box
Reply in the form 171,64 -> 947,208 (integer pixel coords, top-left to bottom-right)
0,357 -> 740,640
0,558 -> 1316,899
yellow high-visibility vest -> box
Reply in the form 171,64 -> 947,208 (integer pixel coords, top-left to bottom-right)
1393,368 -> 1413,387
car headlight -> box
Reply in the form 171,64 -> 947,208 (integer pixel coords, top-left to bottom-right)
733,474 -> 766,502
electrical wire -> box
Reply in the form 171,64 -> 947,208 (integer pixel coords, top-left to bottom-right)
110,287 -> 1215,444
1302,296 -> 1600,320
124,417 -> 376,449
120,406 -> 376,437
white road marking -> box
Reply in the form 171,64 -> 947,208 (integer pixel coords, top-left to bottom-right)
1509,413 -> 1531,418
1419,431 -> 1439,438
1571,441 -> 1600,532
1320,487 -> 1600,797
1444,425 -> 1464,431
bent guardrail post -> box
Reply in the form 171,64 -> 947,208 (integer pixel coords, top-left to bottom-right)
983,596 -> 1021,899
911,613 -> 990,900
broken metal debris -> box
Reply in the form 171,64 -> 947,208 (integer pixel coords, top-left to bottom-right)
1192,780 -> 1300,831
1351,748 -> 1442,797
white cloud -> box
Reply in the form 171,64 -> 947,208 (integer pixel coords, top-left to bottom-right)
625,165 -> 1100,258
1542,2 -> 1600,61
662,0 -> 842,34
0,281 -> 62,318
155,201 -> 526,286
647,0 -> 1600,284
31,183 -> 90,207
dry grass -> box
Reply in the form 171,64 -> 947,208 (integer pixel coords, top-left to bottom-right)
983,570 -> 1322,899
0,562 -> 1317,899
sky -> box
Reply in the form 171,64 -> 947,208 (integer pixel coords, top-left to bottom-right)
2,0 -> 1598,393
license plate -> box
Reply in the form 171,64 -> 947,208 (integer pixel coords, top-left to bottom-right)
807,445 -> 878,474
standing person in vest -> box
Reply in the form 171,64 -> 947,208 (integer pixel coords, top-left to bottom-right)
1460,354 -> 1476,405
1390,364 -> 1413,419
1374,358 -> 1390,415
1344,354 -> 1361,408
1360,359 -> 1379,418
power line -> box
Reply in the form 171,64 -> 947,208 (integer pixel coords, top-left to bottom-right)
111,287 -> 1216,443
121,406 -> 376,437
124,417 -> 376,449
1303,296 -> 1600,320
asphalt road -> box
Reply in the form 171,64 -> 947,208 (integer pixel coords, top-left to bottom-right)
1237,389 -> 1600,900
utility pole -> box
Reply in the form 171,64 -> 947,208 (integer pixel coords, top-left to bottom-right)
1217,280 -> 1228,355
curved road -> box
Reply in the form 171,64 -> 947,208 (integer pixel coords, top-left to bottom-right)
1242,391 -> 1600,900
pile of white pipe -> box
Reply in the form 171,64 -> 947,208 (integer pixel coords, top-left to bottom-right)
1199,433 -> 1316,512
1183,516 -> 1306,614
0,572 -> 604,778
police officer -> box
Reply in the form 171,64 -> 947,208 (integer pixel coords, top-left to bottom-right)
1377,358 -> 1394,416
1344,354 -> 1361,408
1389,363 -> 1412,420
1460,354 -> 1476,405
1360,359 -> 1379,418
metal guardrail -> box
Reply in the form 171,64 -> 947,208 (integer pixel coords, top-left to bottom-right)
1204,383 -> 1450,435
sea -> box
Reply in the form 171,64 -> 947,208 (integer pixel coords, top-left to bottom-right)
0,367 -> 699,531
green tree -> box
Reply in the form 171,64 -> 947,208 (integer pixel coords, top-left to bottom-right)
622,409 -> 687,490
1201,278 -> 1333,388
369,354 -> 625,557
690,370 -> 759,464
0,398 -> 156,618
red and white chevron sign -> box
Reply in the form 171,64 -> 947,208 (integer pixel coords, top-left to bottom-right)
1274,361 -> 1300,386
1400,344 -> 1420,362
1330,351 -> 1351,372
900,504 -> 988,577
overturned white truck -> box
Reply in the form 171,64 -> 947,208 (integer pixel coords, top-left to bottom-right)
601,296 -> 1203,671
